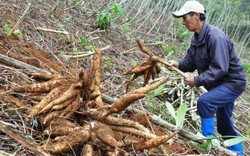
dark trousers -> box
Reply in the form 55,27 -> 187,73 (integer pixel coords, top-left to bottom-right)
197,84 -> 243,137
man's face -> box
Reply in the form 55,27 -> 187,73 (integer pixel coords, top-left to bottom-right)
182,13 -> 199,32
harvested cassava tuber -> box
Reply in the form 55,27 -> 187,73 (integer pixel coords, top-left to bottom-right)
129,130 -> 179,151
44,118 -> 81,136
15,78 -> 72,93
92,48 -> 104,107
124,38 -> 162,89
109,125 -> 156,139
103,93 -> 146,118
51,97 -> 76,111
42,111 -> 62,124
101,76 -> 167,118
42,125 -> 91,154
91,115 -> 150,133
129,76 -> 168,95
136,38 -> 153,56
81,144 -> 94,156
91,122 -> 120,147
38,84 -> 80,114
28,86 -> 69,117
63,95 -> 80,118
28,72 -> 54,80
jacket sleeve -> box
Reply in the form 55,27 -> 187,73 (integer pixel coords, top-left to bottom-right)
178,48 -> 196,72
194,36 -> 230,86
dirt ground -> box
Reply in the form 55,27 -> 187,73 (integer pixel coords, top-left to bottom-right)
0,1 -> 249,156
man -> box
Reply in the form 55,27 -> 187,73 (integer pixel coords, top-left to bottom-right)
170,1 -> 246,155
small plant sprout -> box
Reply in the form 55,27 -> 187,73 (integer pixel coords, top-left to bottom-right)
4,24 -> 23,37
4,24 -> 12,37
130,61 -> 138,67
81,37 -> 88,46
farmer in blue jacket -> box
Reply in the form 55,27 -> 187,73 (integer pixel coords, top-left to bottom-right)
170,1 -> 247,155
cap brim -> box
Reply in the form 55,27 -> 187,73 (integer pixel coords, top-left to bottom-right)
172,10 -> 189,18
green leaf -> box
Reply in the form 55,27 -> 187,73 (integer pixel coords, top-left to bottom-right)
206,139 -> 212,151
211,138 -> 220,147
4,24 -> 11,32
246,127 -> 250,135
165,101 -> 176,119
113,2 -> 124,16
81,37 -> 88,46
86,45 -> 95,52
60,51 -> 65,55
130,61 -> 137,67
4,24 -> 12,36
224,137 -> 250,147
30,117 -> 39,127
73,47 -> 78,52
13,29 -> 23,37
64,17 -> 72,22
153,85 -> 164,96
195,139 -> 212,151
58,24 -> 65,30
113,2 -> 120,15
176,102 -> 187,128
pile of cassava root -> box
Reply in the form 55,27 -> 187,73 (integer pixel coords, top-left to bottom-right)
0,39 -> 180,156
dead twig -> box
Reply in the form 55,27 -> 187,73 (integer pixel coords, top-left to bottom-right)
65,0 -> 85,11
63,45 -> 110,58
11,3 -> 31,34
35,27 -> 69,35
0,121 -> 52,156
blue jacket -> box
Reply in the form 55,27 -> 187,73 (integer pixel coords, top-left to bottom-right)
178,21 -> 246,91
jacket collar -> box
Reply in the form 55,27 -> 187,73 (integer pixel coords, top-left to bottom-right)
191,20 -> 208,46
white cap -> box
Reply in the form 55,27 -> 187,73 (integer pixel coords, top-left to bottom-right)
172,0 -> 205,18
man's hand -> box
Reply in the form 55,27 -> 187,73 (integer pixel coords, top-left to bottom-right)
186,76 -> 196,87
168,60 -> 179,71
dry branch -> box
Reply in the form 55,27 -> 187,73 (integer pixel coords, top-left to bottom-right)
0,121 -> 51,156
35,27 -> 69,35
0,54 -> 50,74
11,3 -> 31,34
151,56 -> 186,77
